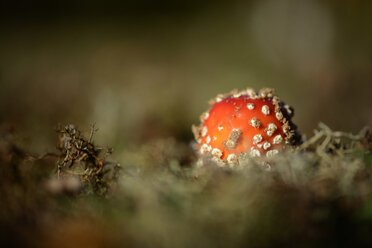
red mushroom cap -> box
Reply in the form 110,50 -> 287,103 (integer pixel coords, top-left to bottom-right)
192,88 -> 301,166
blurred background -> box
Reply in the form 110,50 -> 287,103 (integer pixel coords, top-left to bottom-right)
1,0 -> 371,153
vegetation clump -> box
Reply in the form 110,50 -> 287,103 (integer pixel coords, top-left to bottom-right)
56,124 -> 120,196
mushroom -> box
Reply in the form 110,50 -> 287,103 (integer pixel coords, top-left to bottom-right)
192,88 -> 301,166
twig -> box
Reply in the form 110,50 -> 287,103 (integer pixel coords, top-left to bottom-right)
26,152 -> 59,161
88,123 -> 98,143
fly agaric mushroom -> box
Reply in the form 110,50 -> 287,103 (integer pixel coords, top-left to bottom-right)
192,88 -> 301,166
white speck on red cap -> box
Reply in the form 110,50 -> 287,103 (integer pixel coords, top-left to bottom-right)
201,126 -> 208,137
263,142 -> 271,150
200,144 -> 210,154
200,112 -> 209,122
227,154 -> 238,165
266,123 -> 277,136
253,134 -> 263,144
273,134 -> 283,144
266,149 -> 279,157
276,111 -> 283,121
250,149 -> 261,157
262,105 -> 270,115
233,92 -> 242,98
249,117 -> 261,128
211,148 -> 223,158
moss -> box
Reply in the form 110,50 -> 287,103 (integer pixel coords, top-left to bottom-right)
0,123 -> 371,247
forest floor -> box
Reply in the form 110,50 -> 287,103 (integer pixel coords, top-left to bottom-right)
1,123 -> 372,248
